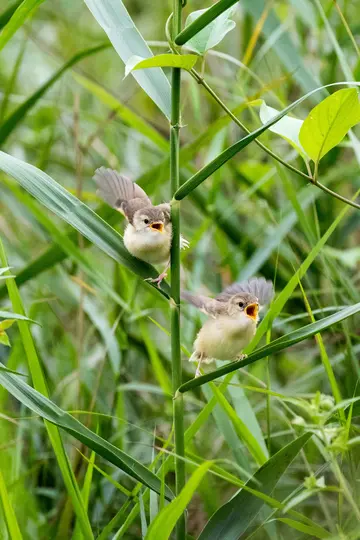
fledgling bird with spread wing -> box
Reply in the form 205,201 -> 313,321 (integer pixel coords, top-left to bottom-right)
182,277 -> 274,377
94,167 -> 189,285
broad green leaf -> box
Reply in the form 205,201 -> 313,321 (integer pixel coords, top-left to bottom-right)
259,101 -> 307,159
0,363 -> 174,500
0,469 -> 23,539
198,433 -> 312,539
0,0 -> 46,52
0,151 -> 171,297
179,301 -> 360,393
299,88 -> 360,163
146,462 -> 212,539
0,44 -> 108,145
83,0 -> 171,118
175,82 -> 360,200
125,54 -> 198,77
185,7 -> 236,55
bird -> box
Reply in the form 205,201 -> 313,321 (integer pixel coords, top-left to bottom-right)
94,167 -> 189,286
182,277 -> 274,377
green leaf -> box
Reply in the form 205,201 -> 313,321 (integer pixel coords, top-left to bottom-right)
0,1 -> 23,30
179,302 -> 360,393
0,332 -> 10,347
0,363 -> 174,500
83,0 -> 171,118
125,54 -> 198,77
146,462 -> 212,539
175,0 -> 238,46
0,311 -> 37,324
0,0 -> 46,52
299,88 -> 360,163
0,151 -> 171,297
210,383 -> 268,466
259,101 -> 307,159
0,241 -> 94,539
275,517 -> 330,538
0,469 -> 23,539
0,44 -> 108,146
0,319 -> 16,331
185,7 -> 236,55
198,433 -> 312,539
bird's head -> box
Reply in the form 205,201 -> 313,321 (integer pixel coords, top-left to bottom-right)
228,292 -> 259,321
133,207 -> 166,233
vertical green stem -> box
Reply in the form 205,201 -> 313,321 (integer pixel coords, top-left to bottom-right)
171,0 -> 185,538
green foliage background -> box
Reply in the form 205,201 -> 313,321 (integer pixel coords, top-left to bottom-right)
0,0 -> 360,538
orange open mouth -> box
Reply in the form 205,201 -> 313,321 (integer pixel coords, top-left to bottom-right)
245,303 -> 259,320
150,222 -> 164,233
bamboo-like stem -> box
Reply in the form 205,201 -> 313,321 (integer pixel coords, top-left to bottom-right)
171,1 -> 186,538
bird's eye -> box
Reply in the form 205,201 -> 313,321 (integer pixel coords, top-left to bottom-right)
238,302 -> 244,308
144,218 -> 149,224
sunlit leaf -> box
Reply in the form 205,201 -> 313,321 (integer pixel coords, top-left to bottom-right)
185,7 -> 236,55
0,0 -> 46,52
259,101 -> 307,159
83,0 -> 171,118
125,54 -> 198,77
299,88 -> 360,163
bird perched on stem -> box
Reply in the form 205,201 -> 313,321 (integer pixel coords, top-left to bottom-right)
182,277 -> 274,377
94,167 -> 189,285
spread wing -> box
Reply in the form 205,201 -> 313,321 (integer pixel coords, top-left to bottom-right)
216,277 -> 274,308
181,291 -> 225,318
93,167 -> 151,219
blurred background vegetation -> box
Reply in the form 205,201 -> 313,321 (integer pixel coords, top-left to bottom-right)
1,0 -> 360,538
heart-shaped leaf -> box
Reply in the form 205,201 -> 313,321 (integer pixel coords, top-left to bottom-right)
299,88 -> 360,163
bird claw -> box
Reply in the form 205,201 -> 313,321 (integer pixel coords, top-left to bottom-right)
235,353 -> 248,361
145,272 -> 168,287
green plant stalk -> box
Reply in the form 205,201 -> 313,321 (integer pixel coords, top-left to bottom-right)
174,0 -> 238,45
171,1 -> 186,539
0,237 -> 93,539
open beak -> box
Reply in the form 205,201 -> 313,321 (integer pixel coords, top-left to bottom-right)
245,303 -> 259,321
150,221 -> 164,233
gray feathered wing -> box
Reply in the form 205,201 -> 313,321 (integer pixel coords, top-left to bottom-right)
216,277 -> 274,308
181,291 -> 225,318
93,167 -> 151,220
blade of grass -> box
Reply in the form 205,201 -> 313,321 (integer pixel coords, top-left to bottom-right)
198,433 -> 312,540
0,469 -> 23,540
0,363 -> 174,500
0,0 -> 46,51
146,462 -> 212,540
0,44 -> 109,145
0,239 -> 94,539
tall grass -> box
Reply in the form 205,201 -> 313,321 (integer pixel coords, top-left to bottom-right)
0,0 -> 360,539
